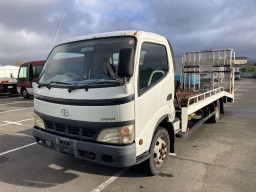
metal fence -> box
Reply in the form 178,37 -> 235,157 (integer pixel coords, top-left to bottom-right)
181,49 -> 235,94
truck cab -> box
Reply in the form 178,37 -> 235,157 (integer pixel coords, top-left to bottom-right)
32,31 -> 176,175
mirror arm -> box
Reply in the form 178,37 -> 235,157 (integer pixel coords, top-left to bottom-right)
111,75 -> 124,84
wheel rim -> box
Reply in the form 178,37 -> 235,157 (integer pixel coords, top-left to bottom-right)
153,135 -> 168,167
23,89 -> 27,97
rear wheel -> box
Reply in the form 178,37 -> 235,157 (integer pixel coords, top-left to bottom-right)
21,88 -> 29,99
209,100 -> 220,123
140,127 -> 170,175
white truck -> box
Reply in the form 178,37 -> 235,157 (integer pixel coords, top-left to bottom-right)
30,31 -> 234,175
0,65 -> 19,94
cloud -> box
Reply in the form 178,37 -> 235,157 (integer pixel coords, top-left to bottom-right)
0,0 -> 255,65
148,0 -> 256,58
0,24 -> 52,64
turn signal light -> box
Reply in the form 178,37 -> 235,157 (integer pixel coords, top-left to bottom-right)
120,127 -> 130,134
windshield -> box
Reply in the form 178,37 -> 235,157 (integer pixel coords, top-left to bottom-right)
39,37 -> 136,87
234,72 -> 240,75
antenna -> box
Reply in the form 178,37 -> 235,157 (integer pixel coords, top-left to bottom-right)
53,12 -> 66,47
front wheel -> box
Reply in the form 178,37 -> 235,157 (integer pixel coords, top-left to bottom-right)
140,127 -> 170,175
21,88 -> 29,99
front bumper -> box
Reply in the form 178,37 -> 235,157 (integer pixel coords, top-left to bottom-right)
33,127 -> 136,167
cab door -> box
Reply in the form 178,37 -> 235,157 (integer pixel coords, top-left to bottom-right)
135,40 -> 175,156
17,66 -> 28,92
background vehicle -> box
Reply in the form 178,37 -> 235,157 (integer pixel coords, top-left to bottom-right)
30,31 -> 234,175
17,60 -> 45,98
234,71 -> 242,80
0,65 -> 19,94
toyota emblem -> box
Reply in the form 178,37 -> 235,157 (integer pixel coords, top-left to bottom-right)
61,109 -> 69,117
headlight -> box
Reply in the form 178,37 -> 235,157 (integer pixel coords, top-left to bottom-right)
34,113 -> 45,129
97,124 -> 135,144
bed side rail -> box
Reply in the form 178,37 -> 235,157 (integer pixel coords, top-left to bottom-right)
187,87 -> 224,106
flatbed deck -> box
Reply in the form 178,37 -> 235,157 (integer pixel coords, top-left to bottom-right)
175,87 -> 234,136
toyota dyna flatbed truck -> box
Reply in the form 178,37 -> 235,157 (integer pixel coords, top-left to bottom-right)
31,31 -> 234,175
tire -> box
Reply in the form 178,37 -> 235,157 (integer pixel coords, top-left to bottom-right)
209,100 -> 220,123
220,99 -> 224,114
140,127 -> 170,176
21,88 -> 29,99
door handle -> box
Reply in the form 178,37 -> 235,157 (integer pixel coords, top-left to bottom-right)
167,93 -> 172,101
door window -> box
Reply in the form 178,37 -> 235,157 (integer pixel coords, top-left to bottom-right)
33,65 -> 44,78
18,66 -> 27,78
138,43 -> 168,93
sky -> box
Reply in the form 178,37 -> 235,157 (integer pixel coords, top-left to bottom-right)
0,0 -> 255,65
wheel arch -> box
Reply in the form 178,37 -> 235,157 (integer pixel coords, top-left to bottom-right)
153,114 -> 175,153
136,114 -> 176,164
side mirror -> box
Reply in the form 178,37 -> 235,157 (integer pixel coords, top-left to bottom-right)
102,63 -> 116,77
10,73 -> 13,79
28,63 -> 33,85
118,48 -> 134,77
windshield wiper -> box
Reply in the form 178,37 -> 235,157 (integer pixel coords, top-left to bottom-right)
38,81 -> 72,89
67,80 -> 122,93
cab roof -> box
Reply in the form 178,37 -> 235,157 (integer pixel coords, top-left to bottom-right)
21,60 -> 45,67
58,30 -> 167,46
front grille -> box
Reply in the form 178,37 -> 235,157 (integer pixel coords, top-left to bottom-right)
45,121 -> 54,129
82,128 -> 96,137
68,126 -> 80,135
44,121 -> 97,140
55,123 -> 65,132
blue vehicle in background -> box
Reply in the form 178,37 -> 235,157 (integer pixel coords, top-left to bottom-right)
175,74 -> 199,85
